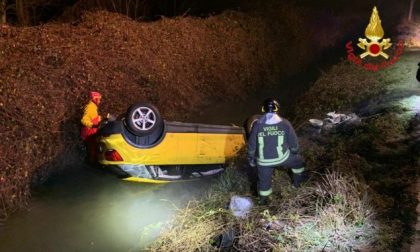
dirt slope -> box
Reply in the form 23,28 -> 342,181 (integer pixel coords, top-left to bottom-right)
0,4 -> 317,218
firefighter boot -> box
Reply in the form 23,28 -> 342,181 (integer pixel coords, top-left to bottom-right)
258,195 -> 271,206
292,173 -> 306,188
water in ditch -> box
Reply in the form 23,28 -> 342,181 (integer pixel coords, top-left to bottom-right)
0,62 -> 323,252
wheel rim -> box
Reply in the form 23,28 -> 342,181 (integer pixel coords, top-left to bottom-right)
131,107 -> 156,131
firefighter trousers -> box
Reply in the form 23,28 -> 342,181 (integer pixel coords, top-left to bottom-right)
257,153 -> 305,197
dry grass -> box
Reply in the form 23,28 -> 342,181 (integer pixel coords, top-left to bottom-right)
148,165 -> 249,251
272,173 -> 374,251
150,163 -> 380,251
294,60 -> 383,124
0,2 -> 316,218
150,122 -> 414,250
149,200 -> 227,251
150,52 -> 420,250
398,20 -> 420,48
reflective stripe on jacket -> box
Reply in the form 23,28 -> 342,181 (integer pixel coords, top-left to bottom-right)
247,114 -> 299,167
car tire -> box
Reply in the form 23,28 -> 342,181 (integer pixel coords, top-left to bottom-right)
244,114 -> 261,139
125,102 -> 163,137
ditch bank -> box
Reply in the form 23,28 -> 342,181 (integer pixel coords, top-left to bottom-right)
150,51 -> 420,251
0,0 -> 376,221
0,2 -> 354,219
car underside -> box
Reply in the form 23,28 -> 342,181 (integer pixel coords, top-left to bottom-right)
96,102 -> 246,183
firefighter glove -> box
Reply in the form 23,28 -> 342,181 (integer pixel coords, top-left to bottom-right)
247,156 -> 256,167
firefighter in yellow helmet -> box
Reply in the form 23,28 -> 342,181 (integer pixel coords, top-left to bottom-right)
80,91 -> 102,163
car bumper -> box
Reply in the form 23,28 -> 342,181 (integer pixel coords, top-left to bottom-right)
103,164 -> 225,183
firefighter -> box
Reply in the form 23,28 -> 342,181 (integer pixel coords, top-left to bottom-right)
247,98 -> 306,205
80,91 -> 102,163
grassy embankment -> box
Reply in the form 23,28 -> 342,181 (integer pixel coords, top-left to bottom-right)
149,52 -> 420,251
0,2 -> 316,219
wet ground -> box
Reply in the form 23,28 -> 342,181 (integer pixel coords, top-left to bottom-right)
0,62 -> 323,252
0,48 -> 418,251
0,165 -> 213,251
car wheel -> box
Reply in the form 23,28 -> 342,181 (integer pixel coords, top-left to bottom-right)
244,114 -> 261,139
125,102 -> 163,136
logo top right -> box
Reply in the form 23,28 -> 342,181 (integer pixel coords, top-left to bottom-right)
357,6 -> 392,59
346,6 -> 404,71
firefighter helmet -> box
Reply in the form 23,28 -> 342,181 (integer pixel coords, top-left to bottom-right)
90,91 -> 102,105
262,98 -> 280,113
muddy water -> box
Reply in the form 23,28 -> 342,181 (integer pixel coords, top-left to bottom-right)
0,165 -> 213,251
0,64 -> 322,252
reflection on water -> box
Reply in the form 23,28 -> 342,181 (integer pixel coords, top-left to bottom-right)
0,58 -> 322,252
0,165 -> 212,251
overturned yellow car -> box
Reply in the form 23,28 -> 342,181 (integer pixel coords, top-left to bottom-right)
96,102 -> 245,183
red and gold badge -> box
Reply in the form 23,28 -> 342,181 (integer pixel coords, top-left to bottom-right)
357,6 -> 392,59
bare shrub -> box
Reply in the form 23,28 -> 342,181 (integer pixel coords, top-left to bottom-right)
294,60 -> 383,123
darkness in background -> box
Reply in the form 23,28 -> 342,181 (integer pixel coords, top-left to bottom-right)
4,0 -> 248,25
5,0 -> 78,24
296,0 -> 417,36
3,0 -> 417,26
148,0 -> 247,18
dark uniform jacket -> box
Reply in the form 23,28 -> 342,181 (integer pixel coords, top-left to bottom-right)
247,114 -> 299,167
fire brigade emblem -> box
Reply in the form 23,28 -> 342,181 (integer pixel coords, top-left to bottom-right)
357,6 -> 392,59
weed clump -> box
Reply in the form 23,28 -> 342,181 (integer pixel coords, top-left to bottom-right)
0,1 -> 316,218
149,166 -> 249,251
150,53 -> 419,250
150,163 -> 380,251
294,60 -> 383,123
